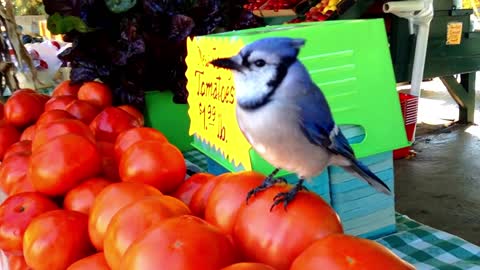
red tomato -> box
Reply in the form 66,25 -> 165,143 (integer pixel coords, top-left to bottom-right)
78,82 -> 112,108
172,172 -> 214,206
4,140 -> 32,160
121,215 -> 237,270
118,105 -> 144,126
104,195 -> 191,269
291,234 -> 416,270
36,109 -> 74,127
5,252 -> 32,270
63,177 -> 112,215
90,107 -> 140,142
66,252 -> 110,270
0,102 -> 4,120
119,141 -> 185,194
0,124 -> 21,160
44,96 -> 76,111
11,89 -> 36,96
19,125 -> 36,141
88,182 -> 162,251
0,154 -> 29,194
65,100 -> 101,124
9,175 -> 35,195
32,119 -> 95,152
233,184 -> 343,270
28,133 -> 102,196
221,263 -> 277,270
96,141 -> 120,181
4,91 -> 45,128
37,94 -> 50,104
189,173 -> 230,218
0,192 -> 59,252
51,80 -> 81,97
0,103 -> 4,121
23,210 -> 94,270
205,171 -> 265,236
114,127 -> 167,163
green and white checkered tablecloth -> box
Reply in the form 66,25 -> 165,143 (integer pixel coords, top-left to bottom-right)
184,150 -> 209,173
183,150 -> 480,270
378,214 -> 480,269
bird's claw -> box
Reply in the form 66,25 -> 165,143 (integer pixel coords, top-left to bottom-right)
270,192 -> 293,211
245,176 -> 287,204
245,188 -> 261,204
275,177 -> 288,184
270,180 -> 307,211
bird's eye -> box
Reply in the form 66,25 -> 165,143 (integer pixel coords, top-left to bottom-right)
254,59 -> 266,67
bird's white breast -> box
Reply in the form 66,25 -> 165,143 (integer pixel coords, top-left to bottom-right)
236,101 -> 331,179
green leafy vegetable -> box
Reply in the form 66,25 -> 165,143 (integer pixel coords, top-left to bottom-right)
47,13 -> 93,34
43,0 -> 265,109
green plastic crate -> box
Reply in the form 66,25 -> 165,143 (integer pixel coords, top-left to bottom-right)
187,19 -> 409,176
144,91 -> 193,151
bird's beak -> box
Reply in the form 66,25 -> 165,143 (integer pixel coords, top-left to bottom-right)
210,57 -> 243,71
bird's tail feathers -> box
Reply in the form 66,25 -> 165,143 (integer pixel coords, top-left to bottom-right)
342,160 -> 392,196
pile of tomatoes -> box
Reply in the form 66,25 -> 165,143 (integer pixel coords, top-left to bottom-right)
0,81 -> 415,270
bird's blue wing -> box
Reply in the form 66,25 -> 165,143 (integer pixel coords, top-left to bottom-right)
297,88 -> 356,160
297,87 -> 392,195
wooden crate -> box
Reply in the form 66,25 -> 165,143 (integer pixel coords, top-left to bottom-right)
329,125 -> 396,239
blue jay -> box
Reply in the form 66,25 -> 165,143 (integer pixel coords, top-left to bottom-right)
210,37 -> 391,210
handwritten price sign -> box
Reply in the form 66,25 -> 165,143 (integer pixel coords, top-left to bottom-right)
186,37 -> 253,170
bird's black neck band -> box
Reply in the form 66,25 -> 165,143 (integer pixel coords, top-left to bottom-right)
267,56 -> 296,90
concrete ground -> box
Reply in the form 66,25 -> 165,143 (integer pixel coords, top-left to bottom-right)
395,74 -> 480,246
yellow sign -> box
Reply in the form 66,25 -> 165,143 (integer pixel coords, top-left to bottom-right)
185,37 -> 254,170
446,22 -> 463,45
463,0 -> 480,9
